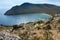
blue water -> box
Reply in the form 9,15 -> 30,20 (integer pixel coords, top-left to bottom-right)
0,9 -> 50,25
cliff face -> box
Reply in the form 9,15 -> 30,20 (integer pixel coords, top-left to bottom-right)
4,3 -> 60,15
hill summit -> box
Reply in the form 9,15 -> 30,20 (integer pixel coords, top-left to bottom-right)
4,2 -> 60,15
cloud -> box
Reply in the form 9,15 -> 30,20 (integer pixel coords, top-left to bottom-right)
0,0 -> 60,9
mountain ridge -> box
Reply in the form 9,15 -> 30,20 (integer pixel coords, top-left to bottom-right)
4,3 -> 60,15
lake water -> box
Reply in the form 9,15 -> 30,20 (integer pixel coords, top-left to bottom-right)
0,9 -> 50,26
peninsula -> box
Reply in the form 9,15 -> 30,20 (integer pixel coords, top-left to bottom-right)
4,3 -> 60,15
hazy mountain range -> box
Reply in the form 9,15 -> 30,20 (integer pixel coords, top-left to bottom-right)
4,3 -> 60,15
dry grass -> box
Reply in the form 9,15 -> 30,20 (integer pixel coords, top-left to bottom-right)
0,14 -> 60,40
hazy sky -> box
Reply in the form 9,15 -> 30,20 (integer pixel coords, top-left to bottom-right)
0,0 -> 60,9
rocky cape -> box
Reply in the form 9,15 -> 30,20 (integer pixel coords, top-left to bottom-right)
4,3 -> 60,15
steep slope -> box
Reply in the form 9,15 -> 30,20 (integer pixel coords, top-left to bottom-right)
4,3 -> 60,15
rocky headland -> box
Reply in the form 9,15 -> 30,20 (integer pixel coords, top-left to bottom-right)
4,3 -> 60,15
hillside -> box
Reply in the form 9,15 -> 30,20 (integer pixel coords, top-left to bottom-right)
4,3 -> 60,15
0,14 -> 60,40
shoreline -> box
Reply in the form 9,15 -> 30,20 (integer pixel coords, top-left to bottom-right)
0,14 -> 60,40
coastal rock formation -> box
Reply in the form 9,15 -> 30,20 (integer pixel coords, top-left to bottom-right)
0,30 -> 21,40
4,3 -> 60,15
0,14 -> 60,40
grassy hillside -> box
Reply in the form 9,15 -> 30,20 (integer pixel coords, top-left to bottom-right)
4,3 -> 60,15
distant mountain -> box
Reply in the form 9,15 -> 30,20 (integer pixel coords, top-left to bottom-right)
4,3 -> 60,15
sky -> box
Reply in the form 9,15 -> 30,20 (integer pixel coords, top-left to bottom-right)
0,0 -> 60,10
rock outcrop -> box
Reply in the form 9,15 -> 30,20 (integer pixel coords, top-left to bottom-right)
0,14 -> 60,40
0,30 -> 21,40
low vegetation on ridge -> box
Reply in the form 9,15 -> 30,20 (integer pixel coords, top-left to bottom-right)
4,3 -> 60,15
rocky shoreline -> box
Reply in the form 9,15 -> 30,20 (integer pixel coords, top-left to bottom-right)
0,14 -> 60,40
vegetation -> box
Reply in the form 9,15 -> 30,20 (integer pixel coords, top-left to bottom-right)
0,14 -> 60,40
5,3 -> 60,15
